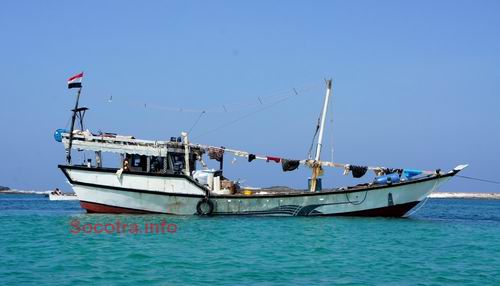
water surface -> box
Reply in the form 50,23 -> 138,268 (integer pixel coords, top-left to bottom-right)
1,195 -> 499,285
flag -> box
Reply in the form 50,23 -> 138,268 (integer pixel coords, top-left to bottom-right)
67,72 -> 83,89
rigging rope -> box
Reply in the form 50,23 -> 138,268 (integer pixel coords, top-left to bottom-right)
106,81 -> 322,114
307,118 -> 320,159
403,196 -> 429,218
345,190 -> 368,205
188,110 -> 206,134
192,95 -> 293,140
456,175 -> 500,185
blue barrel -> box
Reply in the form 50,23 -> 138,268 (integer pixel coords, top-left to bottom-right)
374,173 -> 400,185
403,169 -> 422,179
53,128 -> 67,142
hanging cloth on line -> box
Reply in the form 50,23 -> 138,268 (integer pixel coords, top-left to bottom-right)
248,154 -> 256,162
343,164 -> 368,178
351,165 -> 368,178
343,165 -> 351,176
234,151 -> 248,157
282,159 -> 300,172
373,167 -> 385,177
372,168 -> 404,177
266,156 -> 281,163
384,168 -> 403,177
208,147 -> 224,162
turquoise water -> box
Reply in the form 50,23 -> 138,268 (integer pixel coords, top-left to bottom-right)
1,195 -> 499,285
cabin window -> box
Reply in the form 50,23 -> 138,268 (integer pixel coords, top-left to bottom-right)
167,153 -> 196,174
125,153 -> 196,174
128,155 -> 147,172
150,156 -> 164,173
132,156 -> 143,168
169,153 -> 185,174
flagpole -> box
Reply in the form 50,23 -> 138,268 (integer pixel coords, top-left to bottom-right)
66,86 -> 82,164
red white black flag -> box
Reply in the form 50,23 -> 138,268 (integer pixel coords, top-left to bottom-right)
67,72 -> 83,89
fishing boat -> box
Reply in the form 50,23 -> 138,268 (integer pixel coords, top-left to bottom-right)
55,76 -> 467,216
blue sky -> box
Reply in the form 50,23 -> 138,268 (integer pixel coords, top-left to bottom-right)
0,0 -> 498,192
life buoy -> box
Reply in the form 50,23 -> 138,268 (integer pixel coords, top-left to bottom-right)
196,198 -> 214,216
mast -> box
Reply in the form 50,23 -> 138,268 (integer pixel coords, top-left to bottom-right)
66,87 -> 82,164
310,79 -> 332,192
181,132 -> 191,176
315,79 -> 332,161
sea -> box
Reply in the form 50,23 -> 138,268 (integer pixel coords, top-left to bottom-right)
0,194 -> 499,286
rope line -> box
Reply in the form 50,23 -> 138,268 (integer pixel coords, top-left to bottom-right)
456,175 -> 500,185
345,190 -> 368,205
404,196 -> 429,218
105,81 -> 322,114
188,110 -> 206,134
307,118 -> 320,159
192,95 -> 293,140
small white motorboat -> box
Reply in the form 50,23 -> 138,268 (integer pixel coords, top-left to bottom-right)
49,189 -> 78,201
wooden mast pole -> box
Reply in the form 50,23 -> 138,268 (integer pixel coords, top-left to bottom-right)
66,86 -> 82,164
310,79 -> 332,192
182,132 -> 191,176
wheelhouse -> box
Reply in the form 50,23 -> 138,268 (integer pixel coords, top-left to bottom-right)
60,131 -> 204,176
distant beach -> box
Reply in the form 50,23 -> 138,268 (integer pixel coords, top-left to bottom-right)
429,192 -> 500,200
0,189 -> 51,195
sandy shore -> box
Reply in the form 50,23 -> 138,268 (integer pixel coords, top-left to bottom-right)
0,189 -> 51,195
429,192 -> 500,200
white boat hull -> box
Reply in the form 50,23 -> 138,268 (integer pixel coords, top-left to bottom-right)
60,165 -> 461,217
49,193 -> 79,201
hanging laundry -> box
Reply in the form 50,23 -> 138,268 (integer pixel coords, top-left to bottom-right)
208,147 -> 224,162
234,151 -> 248,158
282,159 -> 300,172
383,168 -> 393,174
384,168 -> 403,177
403,169 -> 422,179
373,167 -> 385,177
350,165 -> 368,178
343,164 -> 351,176
266,156 -> 281,163
248,154 -> 256,162
305,160 -> 315,168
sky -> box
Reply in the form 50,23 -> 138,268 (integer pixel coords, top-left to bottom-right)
0,0 -> 499,193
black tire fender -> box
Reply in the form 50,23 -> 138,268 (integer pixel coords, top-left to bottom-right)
196,198 -> 214,216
